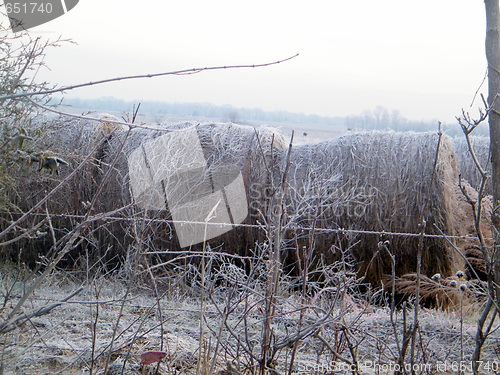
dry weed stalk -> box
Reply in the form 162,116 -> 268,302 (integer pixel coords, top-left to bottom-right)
258,132 -> 293,375
457,101 -> 500,374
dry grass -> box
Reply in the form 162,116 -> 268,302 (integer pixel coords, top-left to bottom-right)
385,273 -> 485,310
464,246 -> 488,281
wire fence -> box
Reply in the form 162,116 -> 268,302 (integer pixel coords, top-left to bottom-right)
42,212 -> 491,243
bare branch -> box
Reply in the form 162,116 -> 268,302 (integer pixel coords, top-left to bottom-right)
0,54 -> 300,101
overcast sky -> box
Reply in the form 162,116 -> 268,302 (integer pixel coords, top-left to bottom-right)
5,0 -> 489,122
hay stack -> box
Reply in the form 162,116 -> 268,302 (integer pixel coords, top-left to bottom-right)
451,137 -> 493,276
283,131 -> 461,284
103,121 -> 285,254
4,118 -> 478,287
3,118 -> 285,266
2,114 -> 131,266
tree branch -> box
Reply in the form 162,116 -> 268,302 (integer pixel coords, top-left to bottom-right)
0,54 -> 300,101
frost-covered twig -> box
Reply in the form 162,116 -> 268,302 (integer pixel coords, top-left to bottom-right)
0,287 -> 83,334
0,54 -> 299,101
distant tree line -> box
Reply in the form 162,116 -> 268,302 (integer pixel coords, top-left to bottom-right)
63,97 -> 344,125
62,97 -> 474,136
345,105 -> 483,137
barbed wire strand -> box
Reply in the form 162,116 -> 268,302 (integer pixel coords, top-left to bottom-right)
27,212 -> 492,242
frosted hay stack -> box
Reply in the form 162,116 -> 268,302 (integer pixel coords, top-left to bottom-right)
127,127 -> 248,248
4,118 -> 285,265
3,114 -> 129,265
283,131 -> 460,284
103,121 -> 284,253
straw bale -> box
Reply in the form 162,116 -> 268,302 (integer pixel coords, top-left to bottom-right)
449,137 -> 493,274
3,119 -> 285,266
464,246 -> 488,281
386,273 -> 474,309
450,178 -> 493,254
101,122 -> 285,253
1,114 -> 130,266
282,131 -> 461,285
4,118 -> 478,290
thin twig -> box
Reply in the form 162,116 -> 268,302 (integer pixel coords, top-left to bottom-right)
0,219 -> 46,247
0,54 -> 300,101
0,287 -> 83,334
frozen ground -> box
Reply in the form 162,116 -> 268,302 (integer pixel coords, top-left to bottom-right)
1,268 -> 498,375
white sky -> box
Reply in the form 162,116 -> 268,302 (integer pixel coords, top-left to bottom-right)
3,0 -> 489,122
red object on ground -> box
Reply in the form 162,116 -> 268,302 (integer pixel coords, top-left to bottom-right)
140,351 -> 167,365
